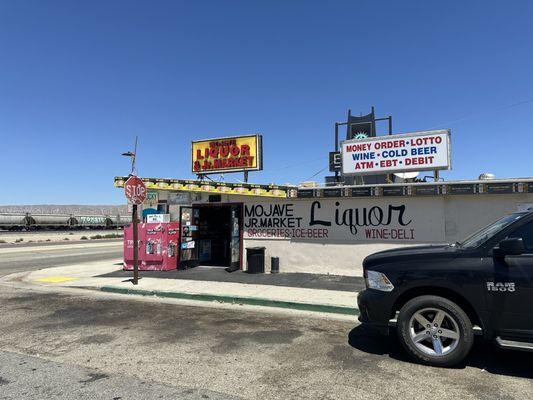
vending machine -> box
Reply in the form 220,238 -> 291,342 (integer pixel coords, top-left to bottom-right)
163,222 -> 180,270
123,223 -> 143,270
123,222 -> 180,271
142,222 -> 165,270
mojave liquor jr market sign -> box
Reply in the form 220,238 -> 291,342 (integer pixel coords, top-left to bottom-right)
243,198 -> 445,243
341,129 -> 451,175
192,134 -> 263,174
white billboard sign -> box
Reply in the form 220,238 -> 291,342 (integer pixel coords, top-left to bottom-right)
243,198 -> 445,243
341,130 -> 451,175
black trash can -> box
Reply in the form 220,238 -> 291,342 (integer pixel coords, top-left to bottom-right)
271,257 -> 280,274
246,247 -> 266,274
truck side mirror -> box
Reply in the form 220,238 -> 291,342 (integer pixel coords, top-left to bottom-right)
495,238 -> 525,257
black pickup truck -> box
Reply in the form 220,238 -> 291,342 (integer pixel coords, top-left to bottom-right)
357,210 -> 533,367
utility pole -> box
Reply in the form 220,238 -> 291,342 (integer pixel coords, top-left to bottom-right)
122,137 -> 145,285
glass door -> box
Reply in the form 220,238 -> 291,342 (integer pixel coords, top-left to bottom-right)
228,204 -> 242,270
179,206 -> 200,269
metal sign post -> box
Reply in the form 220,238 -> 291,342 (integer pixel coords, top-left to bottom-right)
132,203 -> 139,284
124,175 -> 146,285
333,107 -> 393,184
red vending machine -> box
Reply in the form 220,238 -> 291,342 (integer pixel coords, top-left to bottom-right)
141,222 -> 165,270
124,222 -> 179,271
162,222 -> 180,270
123,224 -> 143,270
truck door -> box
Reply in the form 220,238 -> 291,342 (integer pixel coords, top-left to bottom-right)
490,220 -> 533,339
179,206 -> 200,269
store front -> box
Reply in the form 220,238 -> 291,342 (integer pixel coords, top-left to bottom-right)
115,130 -> 533,277
115,175 -> 533,276
178,203 -> 243,270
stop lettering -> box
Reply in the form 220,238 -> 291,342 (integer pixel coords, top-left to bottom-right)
124,176 -> 147,205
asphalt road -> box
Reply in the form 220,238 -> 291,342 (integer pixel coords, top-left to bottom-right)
0,243 -> 532,399
0,283 -> 531,399
0,241 -> 122,278
0,350 -> 238,400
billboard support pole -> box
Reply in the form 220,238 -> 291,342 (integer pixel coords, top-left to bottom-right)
434,170 -> 440,182
387,116 -> 393,182
334,123 -> 339,182
243,170 -> 249,183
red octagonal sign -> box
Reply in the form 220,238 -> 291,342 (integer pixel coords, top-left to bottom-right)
124,176 -> 147,205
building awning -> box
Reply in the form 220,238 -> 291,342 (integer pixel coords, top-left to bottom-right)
115,176 -> 533,200
114,176 -> 295,198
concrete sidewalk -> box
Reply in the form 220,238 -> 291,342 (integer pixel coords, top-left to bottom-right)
18,260 -> 361,316
100,266 -> 365,292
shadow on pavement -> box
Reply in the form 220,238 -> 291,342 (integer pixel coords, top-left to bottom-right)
348,325 -> 410,362
348,324 -> 533,379
99,266 -> 366,292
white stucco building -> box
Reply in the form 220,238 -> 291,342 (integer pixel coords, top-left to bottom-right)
115,176 -> 533,277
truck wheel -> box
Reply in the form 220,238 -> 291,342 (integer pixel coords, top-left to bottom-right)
397,295 -> 474,367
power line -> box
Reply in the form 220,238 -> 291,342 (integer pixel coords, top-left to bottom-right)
261,156 -> 328,174
227,156 -> 328,183
303,165 -> 329,182
428,97 -> 533,130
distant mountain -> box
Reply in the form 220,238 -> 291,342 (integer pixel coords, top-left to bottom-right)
0,205 -> 128,215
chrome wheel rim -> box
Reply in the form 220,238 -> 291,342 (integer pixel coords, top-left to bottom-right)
408,308 -> 460,357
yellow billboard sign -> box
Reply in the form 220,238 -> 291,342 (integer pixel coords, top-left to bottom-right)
191,134 -> 262,174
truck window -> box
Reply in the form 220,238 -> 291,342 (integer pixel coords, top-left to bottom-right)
508,221 -> 533,254
459,213 -> 524,249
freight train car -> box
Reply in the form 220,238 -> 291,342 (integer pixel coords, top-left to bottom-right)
109,215 -> 131,228
0,214 -> 34,231
75,215 -> 110,229
0,213 -> 130,231
31,214 -> 77,229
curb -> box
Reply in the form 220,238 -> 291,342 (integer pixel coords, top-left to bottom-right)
100,286 -> 359,316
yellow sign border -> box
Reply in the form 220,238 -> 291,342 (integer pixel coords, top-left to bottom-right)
191,134 -> 262,175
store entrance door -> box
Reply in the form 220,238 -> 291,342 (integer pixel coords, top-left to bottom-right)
179,206 -> 200,269
195,203 -> 243,269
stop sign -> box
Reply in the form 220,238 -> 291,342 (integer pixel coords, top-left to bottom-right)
124,176 -> 147,205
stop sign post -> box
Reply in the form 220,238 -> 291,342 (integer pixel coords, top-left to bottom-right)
124,176 -> 146,285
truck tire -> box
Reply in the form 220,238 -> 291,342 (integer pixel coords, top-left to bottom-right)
397,295 -> 474,367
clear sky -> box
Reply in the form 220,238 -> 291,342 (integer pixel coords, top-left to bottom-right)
1,0 -> 532,204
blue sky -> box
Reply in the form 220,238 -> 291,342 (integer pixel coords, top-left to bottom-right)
1,0 -> 532,204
